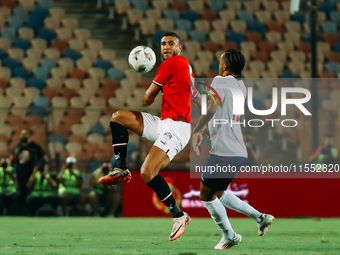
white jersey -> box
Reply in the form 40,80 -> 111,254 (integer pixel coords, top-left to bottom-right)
208,75 -> 248,158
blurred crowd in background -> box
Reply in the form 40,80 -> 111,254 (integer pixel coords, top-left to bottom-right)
0,128 -> 121,217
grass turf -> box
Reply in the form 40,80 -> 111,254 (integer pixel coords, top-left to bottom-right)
0,217 -> 340,255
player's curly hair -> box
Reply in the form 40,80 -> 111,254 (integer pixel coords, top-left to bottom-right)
222,49 -> 245,77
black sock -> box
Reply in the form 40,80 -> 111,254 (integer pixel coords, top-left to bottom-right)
147,175 -> 184,218
110,121 -> 128,169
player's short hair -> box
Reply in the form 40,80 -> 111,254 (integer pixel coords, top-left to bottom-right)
163,32 -> 181,45
222,49 -> 245,77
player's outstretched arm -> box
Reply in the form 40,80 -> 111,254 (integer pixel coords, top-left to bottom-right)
143,82 -> 161,106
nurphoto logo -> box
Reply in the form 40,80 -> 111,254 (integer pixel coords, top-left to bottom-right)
199,79 -> 312,128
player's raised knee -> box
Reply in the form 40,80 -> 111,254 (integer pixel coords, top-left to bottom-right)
111,110 -> 129,125
200,191 -> 214,201
200,194 -> 208,201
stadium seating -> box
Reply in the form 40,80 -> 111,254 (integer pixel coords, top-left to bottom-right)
238,10 -> 254,25
164,9 -> 180,22
127,8 -> 143,25
170,1 -> 186,12
175,19 -> 192,33
58,58 -> 74,71
156,20 -> 173,33
1,27 -> 16,41
74,28 -> 91,42
182,9 -> 199,23
23,87 -> 40,103
189,30 -> 206,45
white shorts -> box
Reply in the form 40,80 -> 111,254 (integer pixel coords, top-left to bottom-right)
141,112 -> 191,161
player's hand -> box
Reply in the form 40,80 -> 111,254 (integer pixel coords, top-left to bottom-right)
192,132 -> 203,156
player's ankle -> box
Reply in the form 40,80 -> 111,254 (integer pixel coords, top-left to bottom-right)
172,211 -> 184,218
257,214 -> 264,222
115,158 -> 128,169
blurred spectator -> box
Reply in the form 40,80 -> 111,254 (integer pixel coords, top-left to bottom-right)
87,162 -> 121,217
12,129 -> 45,209
58,156 -> 83,216
26,162 -> 60,216
0,157 -> 17,215
309,135 -> 339,169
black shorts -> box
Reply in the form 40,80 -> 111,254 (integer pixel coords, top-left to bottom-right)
201,154 -> 246,191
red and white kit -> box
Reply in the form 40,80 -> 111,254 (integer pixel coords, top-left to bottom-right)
142,55 -> 198,160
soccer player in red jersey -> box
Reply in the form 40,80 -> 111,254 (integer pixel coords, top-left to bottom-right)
100,32 -> 197,240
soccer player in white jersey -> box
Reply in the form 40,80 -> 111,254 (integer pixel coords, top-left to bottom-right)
192,49 -> 274,249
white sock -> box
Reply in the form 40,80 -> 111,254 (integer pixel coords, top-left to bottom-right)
220,191 -> 262,222
202,198 -> 235,240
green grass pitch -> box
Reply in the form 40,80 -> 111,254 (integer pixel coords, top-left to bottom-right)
0,217 -> 340,255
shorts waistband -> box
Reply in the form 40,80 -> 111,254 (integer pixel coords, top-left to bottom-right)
162,116 -> 188,123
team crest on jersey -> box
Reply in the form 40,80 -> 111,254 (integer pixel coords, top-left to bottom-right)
163,132 -> 172,140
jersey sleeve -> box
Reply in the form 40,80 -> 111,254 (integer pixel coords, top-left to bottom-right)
153,60 -> 172,87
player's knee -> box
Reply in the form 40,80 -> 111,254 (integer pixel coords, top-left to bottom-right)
111,110 -> 126,125
200,194 -> 207,201
140,166 -> 156,183
200,192 -> 213,201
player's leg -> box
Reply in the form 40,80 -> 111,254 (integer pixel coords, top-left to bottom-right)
200,155 -> 246,250
200,182 -> 241,249
110,110 -> 144,168
216,157 -> 262,223
141,146 -> 175,214
209,157 -> 262,222
141,145 -> 170,182
100,110 -> 144,185
143,119 -> 191,240
219,191 -> 262,221
141,146 -> 191,241
218,186 -> 274,235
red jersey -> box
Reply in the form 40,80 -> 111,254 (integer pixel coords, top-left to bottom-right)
153,55 -> 198,123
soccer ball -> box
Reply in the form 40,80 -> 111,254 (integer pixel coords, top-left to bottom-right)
128,46 -> 156,73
